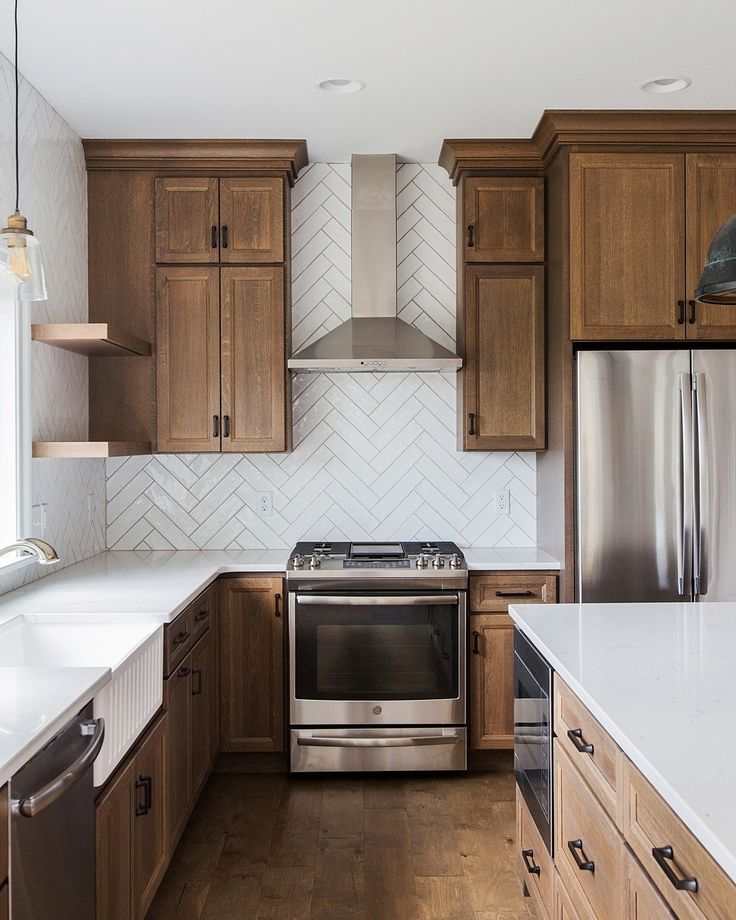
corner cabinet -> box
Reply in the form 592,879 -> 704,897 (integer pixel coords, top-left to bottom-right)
457,176 -> 546,451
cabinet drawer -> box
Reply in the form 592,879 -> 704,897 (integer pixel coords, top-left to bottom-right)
164,609 -> 193,676
555,740 -> 624,919
625,844 -> 675,919
624,760 -> 736,920
554,676 -> 623,828
469,572 -> 557,613
517,790 -> 553,919
190,584 -> 214,645
553,869 -> 584,920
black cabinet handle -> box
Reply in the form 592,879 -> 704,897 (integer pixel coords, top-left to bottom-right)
173,630 -> 190,648
223,415 -> 230,438
468,412 -> 476,436
567,728 -> 594,754
275,593 -> 282,618
211,225 -> 218,249
177,664 -> 192,678
522,849 -> 541,876
568,839 -> 595,872
135,775 -> 151,816
194,609 -> 209,622
191,667 -> 203,696
688,299 -> 697,325
472,630 -> 480,655
213,415 -> 219,438
222,225 -> 229,249
652,845 -> 698,892
677,299 -> 685,325
467,224 -> 474,248
495,590 -> 534,598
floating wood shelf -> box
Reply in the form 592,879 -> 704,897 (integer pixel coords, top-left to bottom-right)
33,441 -> 151,459
31,323 -> 151,357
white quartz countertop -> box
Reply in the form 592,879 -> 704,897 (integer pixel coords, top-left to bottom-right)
464,547 -> 559,571
509,601 -> 736,884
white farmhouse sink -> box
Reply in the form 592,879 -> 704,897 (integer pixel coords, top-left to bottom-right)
0,615 -> 163,785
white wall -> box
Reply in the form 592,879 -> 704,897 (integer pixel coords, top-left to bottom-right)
0,54 -> 105,595
106,163 -> 538,550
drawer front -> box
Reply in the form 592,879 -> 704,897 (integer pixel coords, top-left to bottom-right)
555,740 -> 624,919
164,609 -> 193,676
625,845 -> 675,919
624,760 -> 736,920
553,868 -> 585,920
517,790 -> 553,919
190,583 -> 215,645
469,572 -> 557,613
554,676 -> 623,828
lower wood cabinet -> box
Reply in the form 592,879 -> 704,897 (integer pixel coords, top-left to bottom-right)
96,713 -> 168,920
0,783 -> 7,920
624,844 -> 673,920
220,576 -> 285,753
0,882 -> 7,920
517,793 -> 553,920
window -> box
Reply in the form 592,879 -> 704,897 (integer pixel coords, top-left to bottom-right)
0,283 -> 31,567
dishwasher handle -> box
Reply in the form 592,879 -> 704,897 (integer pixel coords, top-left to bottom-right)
13,718 -> 105,818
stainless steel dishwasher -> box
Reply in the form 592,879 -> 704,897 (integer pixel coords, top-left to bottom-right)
10,702 -> 104,920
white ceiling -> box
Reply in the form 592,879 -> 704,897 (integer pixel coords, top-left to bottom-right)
3,0 -> 736,163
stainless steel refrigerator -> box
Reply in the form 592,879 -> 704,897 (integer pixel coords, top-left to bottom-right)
576,349 -> 736,602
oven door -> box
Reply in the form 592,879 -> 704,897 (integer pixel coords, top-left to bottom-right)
289,591 -> 466,726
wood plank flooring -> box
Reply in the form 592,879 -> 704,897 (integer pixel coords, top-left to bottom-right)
146,771 -> 530,920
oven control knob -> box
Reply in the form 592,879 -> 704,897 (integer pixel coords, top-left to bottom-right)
309,554 -> 321,569
416,553 -> 428,569
432,553 -> 445,569
449,553 -> 462,569
292,554 -> 305,569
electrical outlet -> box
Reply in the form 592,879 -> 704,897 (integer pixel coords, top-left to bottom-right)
494,488 -> 511,516
256,491 -> 273,516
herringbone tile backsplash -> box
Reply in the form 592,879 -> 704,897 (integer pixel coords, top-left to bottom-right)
106,163 -> 537,550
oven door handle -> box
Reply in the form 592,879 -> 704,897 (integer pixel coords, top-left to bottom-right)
295,594 -> 458,606
297,733 -> 461,748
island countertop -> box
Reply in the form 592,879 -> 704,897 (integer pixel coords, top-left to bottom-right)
509,601 -> 736,884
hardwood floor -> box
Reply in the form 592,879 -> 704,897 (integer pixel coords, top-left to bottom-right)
146,770 -> 530,920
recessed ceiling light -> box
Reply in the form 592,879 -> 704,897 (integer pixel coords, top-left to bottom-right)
640,77 -> 692,94
318,78 -> 366,94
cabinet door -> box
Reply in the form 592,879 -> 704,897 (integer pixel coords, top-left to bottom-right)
469,614 -> 515,750
220,576 -> 285,752
155,177 -> 219,263
95,757 -> 135,920
463,177 -> 544,262
0,882 -> 7,920
570,153 -> 686,341
625,846 -> 673,920
191,627 -> 217,799
462,265 -> 545,450
221,266 -> 288,452
686,154 -> 736,339
165,657 -> 192,850
156,266 -> 221,452
220,177 -> 284,263
134,714 -> 169,919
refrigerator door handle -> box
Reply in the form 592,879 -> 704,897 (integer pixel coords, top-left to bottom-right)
693,373 -> 706,596
677,373 -> 692,596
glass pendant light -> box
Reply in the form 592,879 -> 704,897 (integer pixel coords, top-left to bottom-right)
0,0 -> 47,301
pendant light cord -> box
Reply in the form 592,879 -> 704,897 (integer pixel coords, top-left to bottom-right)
13,0 -> 20,212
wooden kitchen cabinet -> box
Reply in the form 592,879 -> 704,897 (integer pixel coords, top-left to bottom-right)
624,844 -> 674,920
463,176 -> 545,263
220,177 -> 284,263
220,576 -> 285,753
191,625 -> 218,799
469,613 -> 515,749
0,883 -> 7,920
461,264 -> 545,450
0,783 -> 8,920
155,177 -> 219,263
165,657 -> 193,849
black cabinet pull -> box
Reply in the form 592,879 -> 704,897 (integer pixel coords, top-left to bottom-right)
191,667 -> 203,696
652,845 -> 698,892
177,664 -> 192,678
495,590 -> 534,598
172,630 -> 189,648
468,412 -> 476,436
568,839 -> 595,872
677,299 -> 685,324
567,728 -> 594,754
275,593 -> 282,618
194,609 -> 209,622
211,225 -> 218,249
467,224 -> 474,248
223,415 -> 230,438
688,299 -> 697,325
522,849 -> 541,876
472,630 -> 480,655
222,225 -> 229,249
135,775 -> 151,816
213,415 -> 219,438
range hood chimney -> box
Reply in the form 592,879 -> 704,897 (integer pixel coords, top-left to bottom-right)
288,154 -> 462,372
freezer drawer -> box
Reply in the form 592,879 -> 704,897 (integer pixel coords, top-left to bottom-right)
290,727 -> 467,772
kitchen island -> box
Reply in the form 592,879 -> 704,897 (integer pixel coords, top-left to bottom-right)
510,601 -> 736,919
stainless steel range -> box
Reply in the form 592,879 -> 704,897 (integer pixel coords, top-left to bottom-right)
287,541 -> 468,772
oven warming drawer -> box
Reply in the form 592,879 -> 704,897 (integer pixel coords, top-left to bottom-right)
290,727 -> 467,773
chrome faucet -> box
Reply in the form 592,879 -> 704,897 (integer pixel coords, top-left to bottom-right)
0,538 -> 60,565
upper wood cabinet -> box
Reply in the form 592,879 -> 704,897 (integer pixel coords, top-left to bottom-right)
155,176 -> 284,264
463,177 -> 545,262
220,576 -> 285,753
461,264 -> 545,450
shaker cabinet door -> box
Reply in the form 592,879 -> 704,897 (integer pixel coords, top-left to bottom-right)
155,177 -> 219,263
220,177 -> 284,263
463,176 -> 544,262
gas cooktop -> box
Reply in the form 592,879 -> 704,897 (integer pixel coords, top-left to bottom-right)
287,541 -> 466,577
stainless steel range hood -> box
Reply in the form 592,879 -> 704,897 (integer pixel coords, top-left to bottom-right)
288,154 -> 462,373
